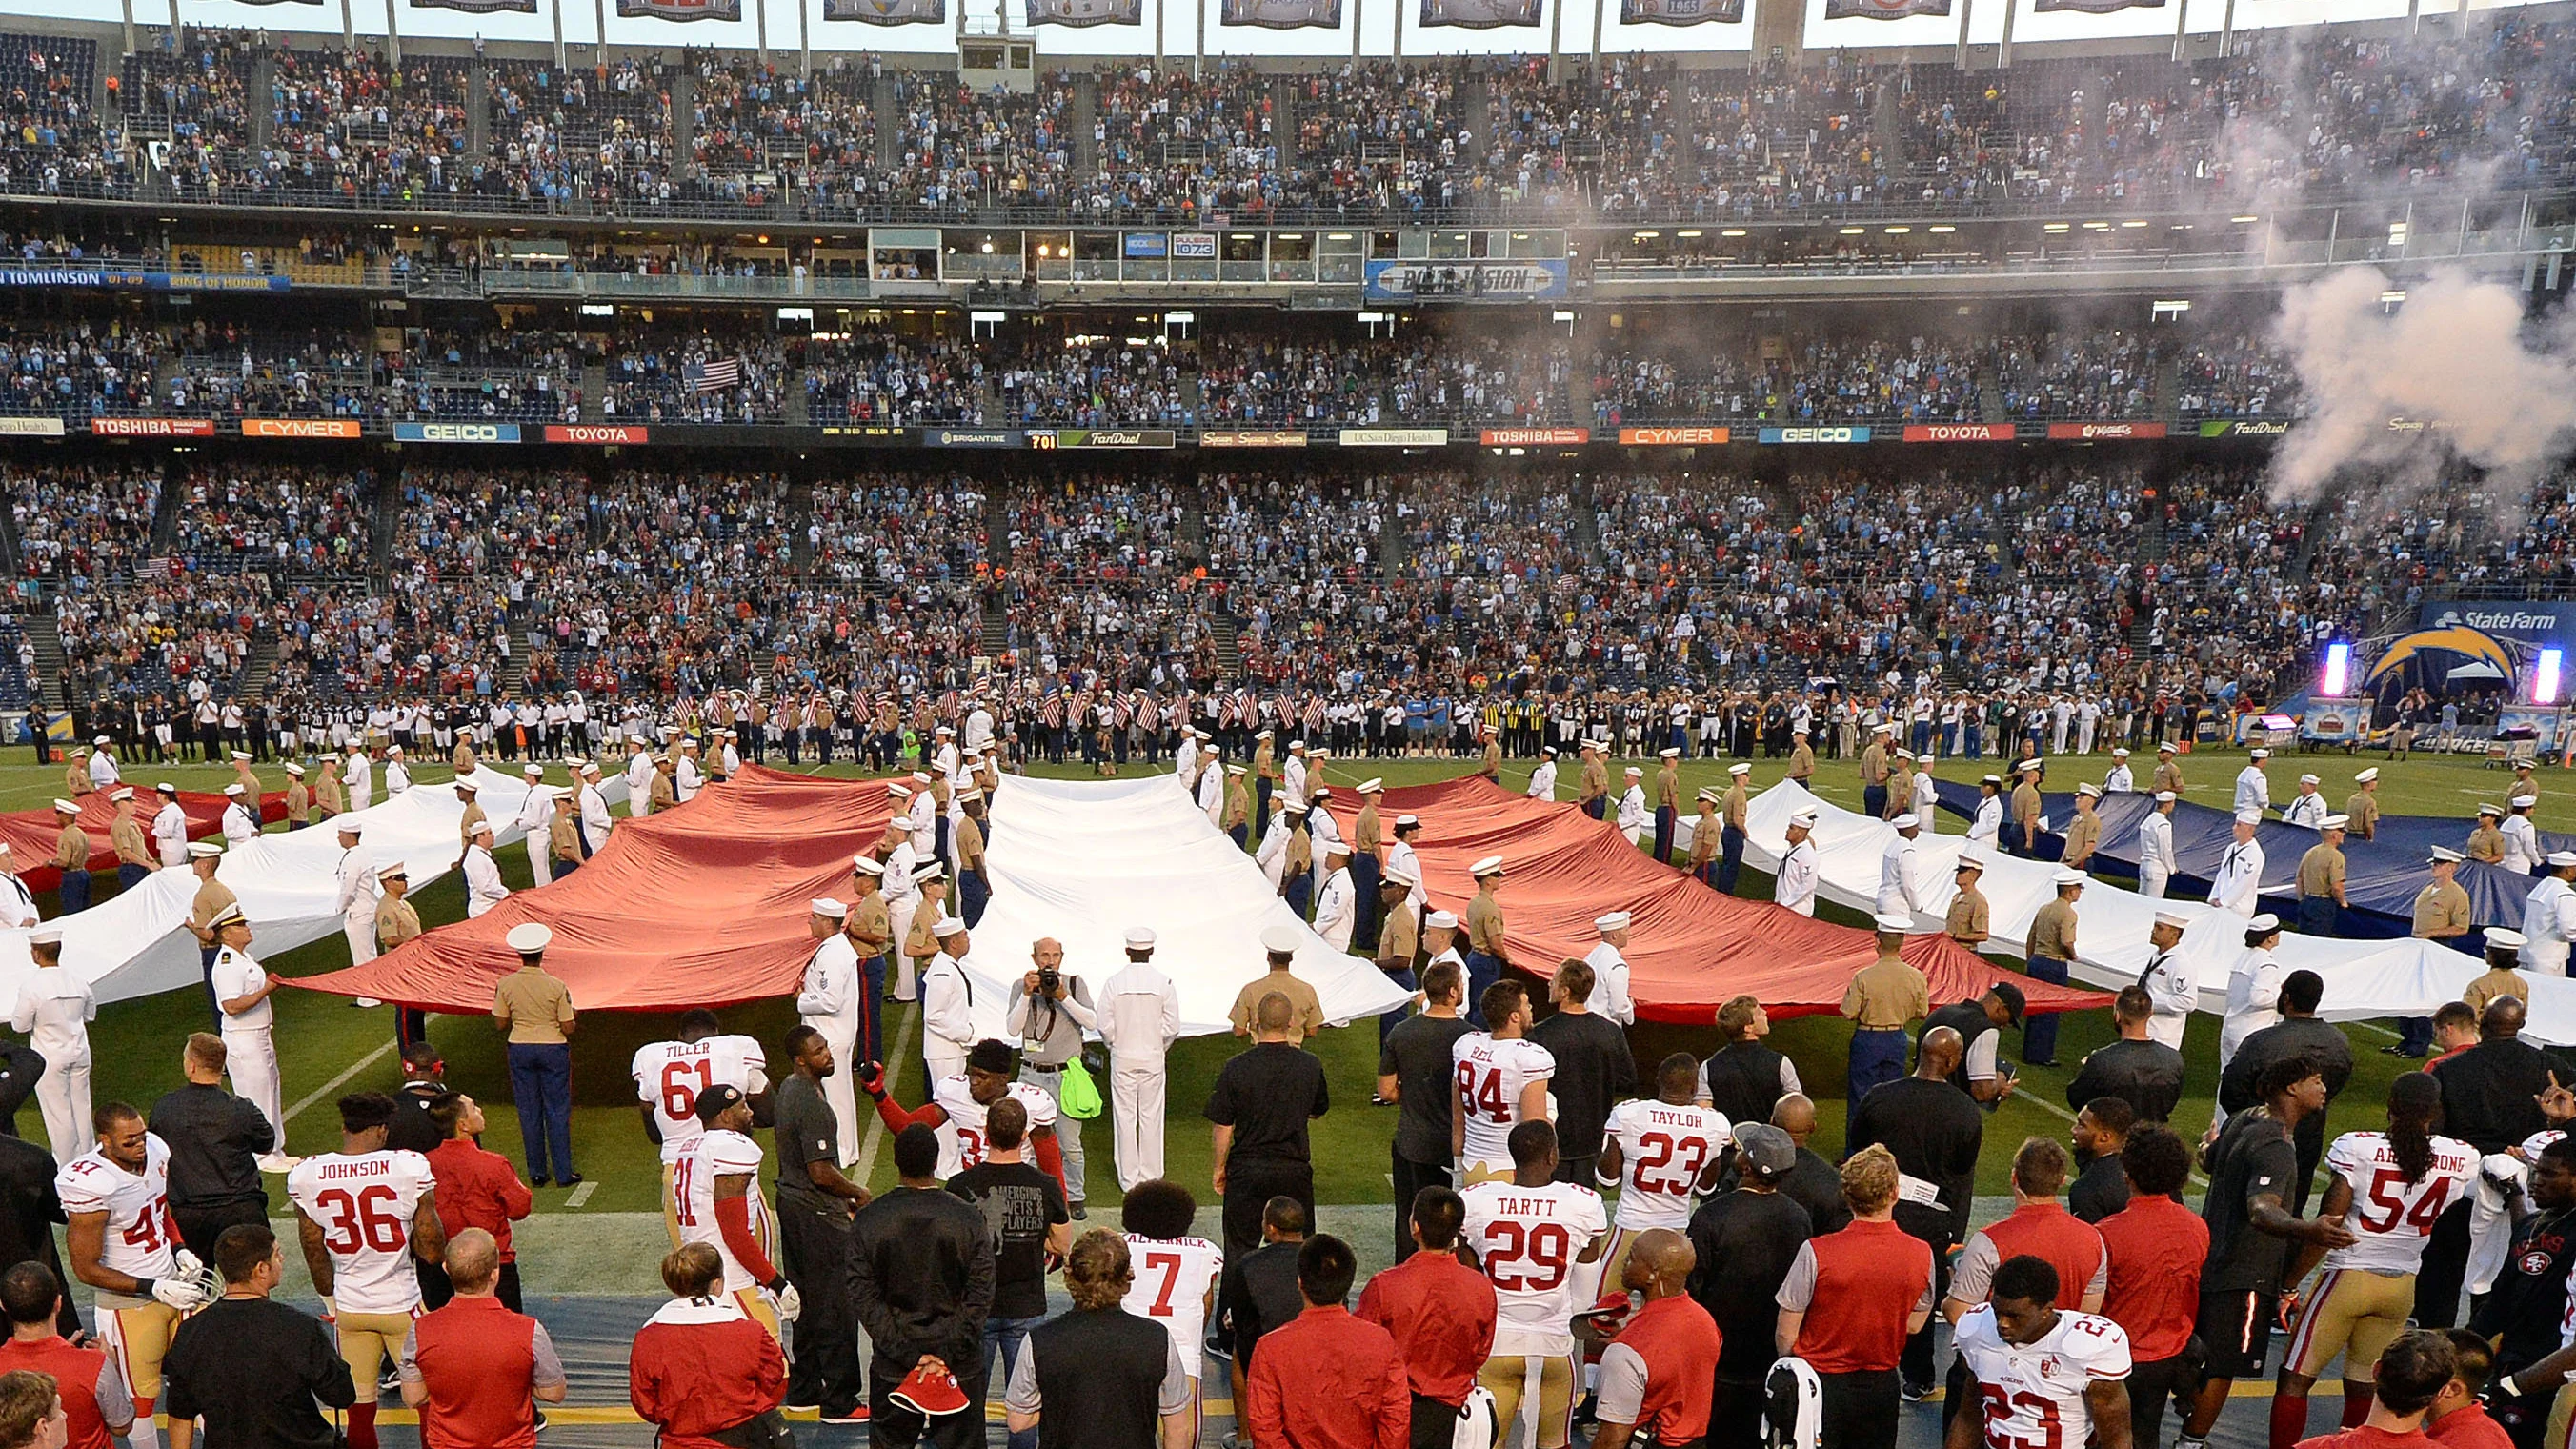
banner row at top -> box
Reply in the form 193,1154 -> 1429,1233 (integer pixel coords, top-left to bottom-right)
265,0 -> 2166,25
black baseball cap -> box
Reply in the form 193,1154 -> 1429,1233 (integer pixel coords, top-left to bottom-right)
1990,981 -> 2027,1025
694,1083 -> 746,1124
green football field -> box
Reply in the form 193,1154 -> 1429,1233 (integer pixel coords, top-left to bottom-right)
6,735 -> 2542,1221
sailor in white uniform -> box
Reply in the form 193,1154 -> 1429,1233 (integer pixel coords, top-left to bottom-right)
2523,851 -> 2576,976
2208,810 -> 2266,916
2232,748 -> 2271,817
2136,791 -> 2179,899
1097,928 -> 1180,1191
1774,807 -> 1821,916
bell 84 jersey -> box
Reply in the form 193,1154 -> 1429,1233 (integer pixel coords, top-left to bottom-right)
1602,1099 -> 1733,1231
1952,1303 -> 2131,1449
55,1136 -> 178,1287
674,1128 -> 773,1295
1452,1034 -> 1556,1163
632,1035 -> 771,1166
929,1075 -> 1057,1179
1460,1179 -> 1609,1355
2322,1130 -> 2479,1274
286,1151 -> 437,1315
1119,1234 -> 1225,1379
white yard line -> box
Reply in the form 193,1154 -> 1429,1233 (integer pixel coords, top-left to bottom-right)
851,1003 -> 920,1185
564,1179 -> 598,1208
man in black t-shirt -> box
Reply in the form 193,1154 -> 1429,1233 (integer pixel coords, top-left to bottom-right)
2470,1136 -> 2576,1446
1686,1123 -> 1813,1446
775,1026 -> 871,1421
1379,961 -> 1474,1263
948,1097 -> 1072,1394
1526,959 -> 1635,1191
1218,1196 -> 1309,1447
1208,992 -> 1331,1259
2179,1052 -> 2355,1446
2067,1096 -> 2134,1224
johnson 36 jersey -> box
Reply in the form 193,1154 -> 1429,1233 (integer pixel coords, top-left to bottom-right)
286,1150 -> 438,1315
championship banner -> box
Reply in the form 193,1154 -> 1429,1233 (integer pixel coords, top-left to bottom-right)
824,0 -> 943,21
615,0 -> 738,20
1340,428 -> 1449,448
1618,425 -> 1728,446
1028,0 -> 1140,26
242,418 -> 360,439
2033,0 -> 2162,10
2197,419 -> 2289,437
1902,424 -> 2014,443
91,418 -> 214,437
1363,259 -> 1567,302
1033,429 -> 1177,450
413,0 -> 537,13
544,425 -> 650,444
0,418 -> 65,437
1758,426 -> 1872,444
1480,427 -> 1589,446
1199,430 -> 1309,448
1418,0 -> 1540,27
2045,421 -> 2166,440
1620,0 -> 1741,23
1220,0 -> 1340,28
1823,0 -> 1947,14
394,422 -> 521,444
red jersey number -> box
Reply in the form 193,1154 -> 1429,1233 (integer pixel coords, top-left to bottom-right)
2356,1167 -> 2453,1236
1630,1131 -> 1710,1196
1479,1220 -> 1574,1292
661,1058 -> 714,1121
313,1185 -> 408,1256
1977,1386 -> 2063,1449
1456,1062 -> 1510,1124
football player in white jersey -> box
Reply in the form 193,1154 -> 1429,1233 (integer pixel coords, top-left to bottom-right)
1597,1053 -> 1734,1290
285,1092 -> 443,1449
1952,1255 -> 2133,1449
1461,1120 -> 1609,1449
864,1038 -> 1070,1200
1117,1179 -> 1227,1439
1453,981 -> 1556,1186
673,1083 -> 797,1342
631,1008 -> 771,1246
2277,1073 -> 2477,1438
59,1103 -> 212,1449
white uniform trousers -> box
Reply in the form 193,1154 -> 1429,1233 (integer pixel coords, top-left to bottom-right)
888,901 -> 919,999
1111,1056 -> 1167,1191
2527,938 -> 2573,978
803,1016 -> 862,1165
923,1036 -> 967,1085
343,906 -> 378,966
351,784 -> 372,814
34,1060 -> 90,1167
224,1028 -> 284,1142
2472,1152 -> 2530,1297
2138,866 -> 2168,899
525,832 -> 553,887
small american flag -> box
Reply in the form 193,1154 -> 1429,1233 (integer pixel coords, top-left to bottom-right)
688,357 -> 742,392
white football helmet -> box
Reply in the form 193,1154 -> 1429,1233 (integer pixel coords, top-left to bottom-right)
153,1250 -> 220,1313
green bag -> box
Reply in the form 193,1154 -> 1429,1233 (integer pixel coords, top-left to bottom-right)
1057,1057 -> 1104,1119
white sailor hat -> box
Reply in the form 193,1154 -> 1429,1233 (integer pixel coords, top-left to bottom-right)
912,862 -> 946,883
2158,741 -> 2177,753
1471,855 -> 1506,878
1395,815 -> 1419,828
2298,774 -> 2321,786
1954,853 -> 1984,873
1312,786 -> 1334,798
109,788 -> 132,801
155,781 -> 177,794
2154,909 -> 2193,928
2321,814 -> 2350,830
1225,766 -> 1246,777
1892,813 -> 1920,829
284,763 -> 305,777
2155,791 -> 2177,802
957,788 -> 985,803
2550,851 -> 2576,869
851,855 -> 885,876
887,784 -> 913,798
1871,912 -> 1912,933
2429,846 -> 2465,864
1425,911 -> 1459,930
2112,748 -> 2131,757
1790,807 -> 1819,825
2247,913 -> 2282,933
1255,730 -> 1273,740
1660,747 -> 1680,759
506,923 -> 553,953
454,779 -> 478,793
2356,767 -> 2380,783
2016,758 -> 2042,772
812,897 -> 848,919
49,799 -> 75,815
1323,838 -> 1352,856
1698,788 -> 1721,804
388,745 -> 404,756
1258,924 -> 1302,954
90,735 -> 108,747
26,927 -> 59,947
2489,928 -> 2530,948
187,841 -> 222,859
1382,863 -> 1417,887
1595,911 -> 1630,933
1729,762 -> 1752,775
1540,745 -> 1558,756
1288,739 -> 1306,751
1624,767 -> 1643,777
378,863 -> 409,883
1358,777 -> 1384,793
522,762 -> 544,776
471,819 -> 494,837
1124,927 -> 1157,948
1580,739 -> 1600,751
2052,868 -> 2087,887
1982,774 -> 2003,785
2514,795 -> 2540,809
936,725 -> 954,735
911,772 -> 933,784
628,735 -> 647,745
1310,750 -> 1331,759
221,784 -> 243,797
2077,783 -> 2101,797
2249,747 -> 2270,760
2235,809 -> 2263,824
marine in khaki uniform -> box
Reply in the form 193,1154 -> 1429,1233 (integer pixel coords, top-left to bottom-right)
650,756 -> 678,813
2296,816 -> 2350,936
49,799 -> 92,913
2023,868 -> 2086,1066
1686,790 -> 1721,883
1858,728 -> 1891,818
2153,743 -> 2185,796
550,787 -> 587,867
283,763 -> 311,829
1228,926 -> 1325,1045
1479,727 -> 1502,783
2463,925 -> 2533,1020
2345,768 -> 2384,841
1883,755 -> 1915,822
2469,804 -> 2507,864
1944,855 -> 1991,948
1462,855 -> 1511,1026
454,781 -> 488,850
1221,767 -> 1250,840
1577,743 -> 1610,820
452,737 -> 478,775
2060,784 -> 2103,871
953,803 -> 989,924
1787,731 -> 1817,784
1840,912 -> 1930,1136
315,760 -> 346,818
63,751 -> 91,801
2412,847 -> 2473,948
2009,763 -> 2045,857
375,864 -> 424,954
108,790 -> 152,887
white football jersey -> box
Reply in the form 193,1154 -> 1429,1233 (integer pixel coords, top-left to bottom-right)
1603,1099 -> 1734,1230
2321,1130 -> 2478,1275
632,1036 -> 772,1166
674,1128 -> 773,1294
285,1150 -> 437,1315
55,1136 -> 177,1288
1119,1234 -> 1225,1379
1952,1303 -> 2131,1449
1460,1179 -> 1610,1355
929,1075 -> 1058,1180
1452,1035 -> 1557,1163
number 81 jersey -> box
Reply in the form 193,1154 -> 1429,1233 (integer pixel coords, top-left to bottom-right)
2322,1129 -> 2478,1274
1460,1179 -> 1608,1356
286,1151 -> 437,1315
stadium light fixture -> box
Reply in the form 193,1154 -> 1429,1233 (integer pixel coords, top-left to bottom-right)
1720,229 -> 1747,237
2541,649 -> 2566,705
1676,230 -> 1701,238
2083,221 -> 2112,231
2043,223 -> 2071,233
1884,227 -> 1909,234
1838,227 -> 1865,235
1928,225 -> 1956,234
2321,641 -> 2351,696
1633,231 -> 1660,239
2121,220 -> 2147,228
2231,214 -> 2261,224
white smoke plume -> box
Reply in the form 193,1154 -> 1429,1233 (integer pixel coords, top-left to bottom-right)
2265,264 -> 2576,506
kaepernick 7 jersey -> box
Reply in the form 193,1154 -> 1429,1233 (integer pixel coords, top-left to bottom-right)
674,1128 -> 773,1294
2322,1130 -> 2479,1274
1453,1035 -> 1556,1163
930,1075 -> 1057,1179
286,1151 -> 438,1315
56,1135 -> 177,1290
633,1035 -> 771,1166
1119,1234 -> 1226,1380
1460,1179 -> 1610,1356
1602,1099 -> 1732,1230
1952,1303 -> 2132,1449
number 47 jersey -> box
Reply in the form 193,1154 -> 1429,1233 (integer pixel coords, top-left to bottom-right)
2322,1130 -> 2478,1274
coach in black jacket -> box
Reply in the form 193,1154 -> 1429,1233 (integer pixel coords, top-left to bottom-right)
849,1124 -> 996,1449
2063,986 -> 2186,1125
2215,970 -> 2353,1216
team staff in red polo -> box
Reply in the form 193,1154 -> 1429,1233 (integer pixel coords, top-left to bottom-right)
1245,1235 -> 1410,1449
2094,1125 -> 2209,1448
1773,1145 -> 1936,1447
629,1243 -> 788,1449
421,1095 -> 533,1312
399,1230 -> 566,1449
1586,1228 -> 1721,1449
1356,1187 -> 1497,1449
0,1264 -> 131,1449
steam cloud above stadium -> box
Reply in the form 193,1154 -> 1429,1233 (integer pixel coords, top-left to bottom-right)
2264,266 -> 2576,507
